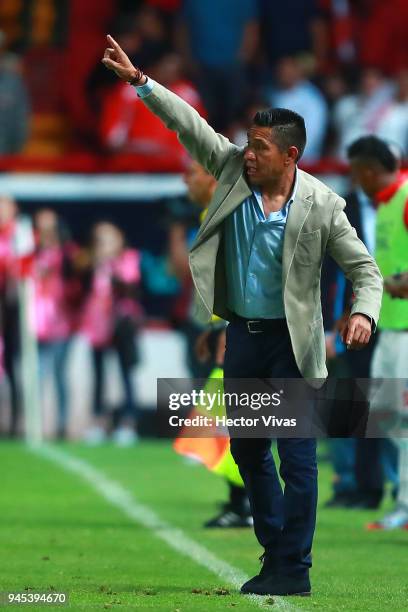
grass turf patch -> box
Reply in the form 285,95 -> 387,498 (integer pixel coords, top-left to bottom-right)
1,441 -> 408,610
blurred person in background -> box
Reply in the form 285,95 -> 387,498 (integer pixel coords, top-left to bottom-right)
375,69 -> 408,157
321,72 -> 349,110
323,186 -> 398,509
80,222 -> 142,446
87,7 -> 169,122
320,246 -> 357,507
347,135 -> 408,529
87,16 -> 147,122
136,3 -> 171,54
171,160 -> 251,528
333,67 -> 394,159
145,0 -> 182,14
258,0 -> 324,69
314,0 -> 356,70
353,0 -> 408,76
338,187 -> 398,510
0,29 -> 30,154
32,209 -> 80,440
0,196 -> 21,435
168,161 -> 217,381
385,273 -> 408,300
177,0 -> 259,133
100,50 -> 206,169
229,99 -> 269,148
164,190 -> 202,332
320,71 -> 350,157
264,55 -> 328,162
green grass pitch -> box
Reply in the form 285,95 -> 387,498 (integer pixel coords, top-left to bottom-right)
1,441 -> 408,611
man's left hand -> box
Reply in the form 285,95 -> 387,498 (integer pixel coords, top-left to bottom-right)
340,314 -> 372,350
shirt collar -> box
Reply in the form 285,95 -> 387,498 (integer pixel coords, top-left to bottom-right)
289,166 -> 299,204
253,167 -> 299,207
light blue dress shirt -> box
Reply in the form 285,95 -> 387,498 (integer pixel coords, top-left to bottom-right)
225,173 -> 298,319
135,77 -> 156,98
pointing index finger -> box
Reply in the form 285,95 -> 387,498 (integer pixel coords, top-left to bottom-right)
107,34 -> 120,49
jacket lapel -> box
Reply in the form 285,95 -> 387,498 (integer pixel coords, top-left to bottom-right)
191,172 -> 251,250
282,177 -> 314,284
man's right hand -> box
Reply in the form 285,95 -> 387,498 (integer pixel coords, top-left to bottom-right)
102,34 -> 146,84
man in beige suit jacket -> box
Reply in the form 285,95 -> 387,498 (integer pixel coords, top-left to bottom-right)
102,35 -> 383,598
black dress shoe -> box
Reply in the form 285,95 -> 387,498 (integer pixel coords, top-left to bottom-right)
204,504 -> 253,528
345,491 -> 382,510
324,491 -> 355,508
240,553 -> 278,594
242,573 -> 311,597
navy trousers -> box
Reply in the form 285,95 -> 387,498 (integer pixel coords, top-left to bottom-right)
224,317 -> 318,577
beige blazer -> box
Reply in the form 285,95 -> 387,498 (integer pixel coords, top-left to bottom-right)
143,82 -> 383,381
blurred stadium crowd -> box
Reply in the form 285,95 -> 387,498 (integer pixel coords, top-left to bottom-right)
0,0 -> 407,166
0,0 -> 408,531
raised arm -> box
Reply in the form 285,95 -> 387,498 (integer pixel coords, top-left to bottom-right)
102,35 -> 237,178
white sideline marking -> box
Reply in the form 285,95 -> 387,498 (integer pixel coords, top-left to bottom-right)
35,445 -> 299,611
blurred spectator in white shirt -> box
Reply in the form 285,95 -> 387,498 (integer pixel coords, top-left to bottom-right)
376,69 -> 408,156
333,67 -> 394,160
265,55 -> 328,162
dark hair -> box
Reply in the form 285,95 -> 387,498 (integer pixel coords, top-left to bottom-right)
252,107 -> 307,161
347,135 -> 399,172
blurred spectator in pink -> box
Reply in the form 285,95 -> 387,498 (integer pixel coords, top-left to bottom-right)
32,209 -> 80,440
0,30 -> 30,154
265,55 -> 328,162
80,222 -> 142,446
333,67 -> 394,159
100,51 -> 206,170
0,196 -> 22,435
177,0 -> 259,132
